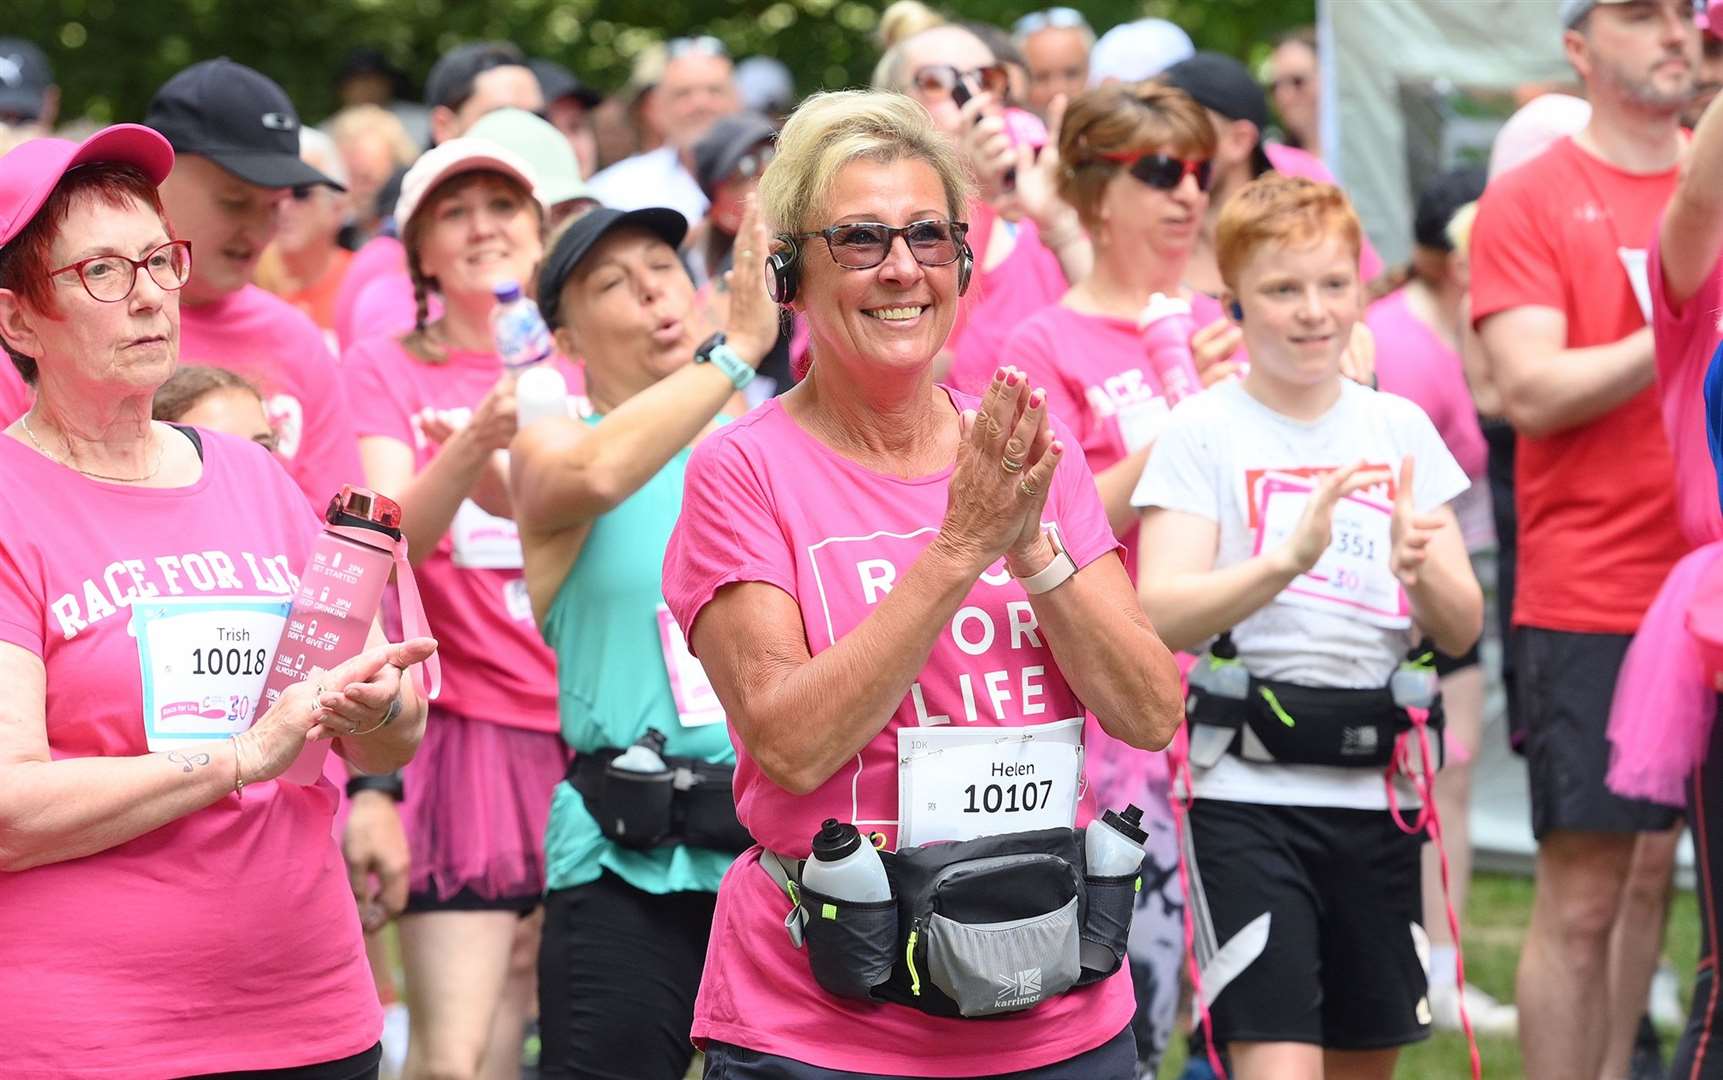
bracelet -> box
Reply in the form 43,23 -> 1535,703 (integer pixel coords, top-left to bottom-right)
346,772 -> 406,802
229,736 -> 247,796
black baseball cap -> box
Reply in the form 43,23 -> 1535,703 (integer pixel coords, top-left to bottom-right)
146,58 -> 342,191
1162,52 -> 1274,178
425,42 -> 529,112
537,206 -> 688,327
693,112 -> 778,197
0,38 -> 53,120
530,59 -> 602,109
1414,166 -> 1487,252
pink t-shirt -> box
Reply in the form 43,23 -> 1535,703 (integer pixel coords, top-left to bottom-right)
349,271 -> 428,349
948,207 -> 1069,387
1649,223 -> 1723,546
343,336 -> 582,731
178,285 -> 365,510
661,389 -> 1135,1076
1263,142 -> 1385,281
335,235 -> 407,351
0,429 -> 380,1078
1366,289 -> 1488,479
0,360 -> 30,424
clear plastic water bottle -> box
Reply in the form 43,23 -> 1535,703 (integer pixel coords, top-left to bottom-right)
1390,650 -> 1439,710
801,818 -> 891,902
1085,804 -> 1148,877
490,280 -> 554,371
1187,632 -> 1250,766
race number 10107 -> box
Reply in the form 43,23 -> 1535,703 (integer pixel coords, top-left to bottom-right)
963,779 -> 1054,815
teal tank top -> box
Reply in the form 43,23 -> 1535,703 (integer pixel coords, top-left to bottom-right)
541,416 -> 738,894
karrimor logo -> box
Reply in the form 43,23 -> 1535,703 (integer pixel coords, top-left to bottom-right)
995,968 -> 1043,1007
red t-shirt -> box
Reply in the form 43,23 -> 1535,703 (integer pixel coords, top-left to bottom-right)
178,285 -> 366,512
1469,137 -> 1688,633
1648,222 -> 1723,546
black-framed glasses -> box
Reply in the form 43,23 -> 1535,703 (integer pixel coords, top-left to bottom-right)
49,240 -> 192,303
911,63 -> 1010,100
1012,7 -> 1090,37
667,35 -> 728,59
1099,152 -> 1213,193
790,219 -> 969,271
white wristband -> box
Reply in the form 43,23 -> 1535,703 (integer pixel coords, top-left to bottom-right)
1012,534 -> 1077,595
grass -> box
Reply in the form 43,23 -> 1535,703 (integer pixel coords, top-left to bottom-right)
1155,871 -> 1703,1079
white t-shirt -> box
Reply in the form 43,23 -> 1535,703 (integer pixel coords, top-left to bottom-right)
586,146 -> 709,226
1132,379 -> 1469,808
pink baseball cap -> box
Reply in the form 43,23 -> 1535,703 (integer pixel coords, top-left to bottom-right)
0,123 -> 174,248
393,137 -> 541,229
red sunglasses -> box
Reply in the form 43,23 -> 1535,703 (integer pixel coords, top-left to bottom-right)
1098,152 -> 1213,193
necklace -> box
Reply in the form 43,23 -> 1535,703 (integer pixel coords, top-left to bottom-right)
19,412 -> 163,483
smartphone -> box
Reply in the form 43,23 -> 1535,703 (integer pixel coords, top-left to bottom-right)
952,79 -> 1017,192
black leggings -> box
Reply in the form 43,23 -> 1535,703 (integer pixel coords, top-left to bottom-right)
538,869 -> 718,1080
179,1044 -> 380,1080
1675,699 -> 1723,1079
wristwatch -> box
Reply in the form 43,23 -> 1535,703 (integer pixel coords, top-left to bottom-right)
694,331 -> 756,391
346,772 -> 405,802
1012,531 -> 1078,595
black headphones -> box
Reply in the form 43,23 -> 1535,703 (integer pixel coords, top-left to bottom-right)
765,235 -> 975,305
1229,300 -> 1244,321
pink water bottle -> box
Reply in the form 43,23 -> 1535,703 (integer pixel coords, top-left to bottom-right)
1137,292 -> 1202,406
260,486 -> 440,785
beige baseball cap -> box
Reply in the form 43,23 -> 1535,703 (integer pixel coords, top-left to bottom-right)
393,136 -> 541,228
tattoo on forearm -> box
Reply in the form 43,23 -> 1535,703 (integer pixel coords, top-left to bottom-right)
167,751 -> 212,773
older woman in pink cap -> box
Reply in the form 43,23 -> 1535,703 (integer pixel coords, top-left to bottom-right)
0,125 -> 436,1079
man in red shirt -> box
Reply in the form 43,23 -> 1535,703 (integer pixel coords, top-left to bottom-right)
1470,2 -> 1695,1076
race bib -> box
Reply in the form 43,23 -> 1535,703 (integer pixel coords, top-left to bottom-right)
897,716 -> 1084,847
1251,474 -> 1410,628
132,595 -> 291,750
450,499 -> 524,570
655,604 -> 725,728
1618,247 -> 1652,324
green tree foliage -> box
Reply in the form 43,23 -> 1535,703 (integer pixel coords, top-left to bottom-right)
12,0 -> 1313,126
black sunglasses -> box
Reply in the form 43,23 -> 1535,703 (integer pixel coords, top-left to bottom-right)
788,219 -> 969,270
1099,152 -> 1213,193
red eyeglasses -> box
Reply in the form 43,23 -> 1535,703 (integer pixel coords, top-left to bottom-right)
1098,152 -> 1213,193
49,240 -> 193,303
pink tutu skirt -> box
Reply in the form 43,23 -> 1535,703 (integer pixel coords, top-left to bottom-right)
402,705 -> 569,902
1606,540 -> 1723,808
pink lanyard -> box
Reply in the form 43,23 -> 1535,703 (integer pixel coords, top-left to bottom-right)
389,535 -> 441,701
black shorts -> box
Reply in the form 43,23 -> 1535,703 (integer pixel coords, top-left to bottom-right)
1184,799 -> 1430,1051
1516,626 -> 1681,839
539,870 -> 718,1080
701,1026 -> 1136,1078
179,1044 -> 381,1080
1433,640 -> 1480,677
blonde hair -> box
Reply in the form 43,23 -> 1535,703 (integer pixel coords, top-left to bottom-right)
1057,82 -> 1216,228
325,104 -> 418,169
1446,201 -> 1479,258
759,89 -> 973,238
1215,173 -> 1362,293
878,0 -> 945,49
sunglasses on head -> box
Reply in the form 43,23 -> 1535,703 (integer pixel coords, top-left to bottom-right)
790,219 -> 968,271
728,145 -> 776,183
911,63 -> 1010,100
1012,7 -> 1090,37
1099,151 -> 1213,193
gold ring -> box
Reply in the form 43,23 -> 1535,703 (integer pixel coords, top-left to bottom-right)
1020,480 -> 1039,498
1001,457 -> 1025,474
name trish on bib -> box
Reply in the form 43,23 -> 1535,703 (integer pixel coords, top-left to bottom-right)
50,549 -> 301,642
814,527 -> 1060,728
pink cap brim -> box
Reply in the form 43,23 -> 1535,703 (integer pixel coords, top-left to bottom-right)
0,123 -> 175,247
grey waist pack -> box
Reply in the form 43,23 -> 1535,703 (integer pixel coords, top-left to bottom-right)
764,826 -> 1137,1019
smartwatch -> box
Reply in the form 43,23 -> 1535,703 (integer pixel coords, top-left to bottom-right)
694,331 -> 756,391
346,772 -> 405,802
1012,531 -> 1078,595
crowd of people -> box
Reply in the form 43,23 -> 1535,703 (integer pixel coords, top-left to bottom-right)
2,0 -> 1721,1078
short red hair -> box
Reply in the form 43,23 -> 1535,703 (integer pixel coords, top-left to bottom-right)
0,163 -> 171,384
1215,173 -> 1361,293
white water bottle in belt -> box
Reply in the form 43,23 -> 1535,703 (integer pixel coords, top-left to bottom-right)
801,818 -> 891,902
1085,804 -> 1149,877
